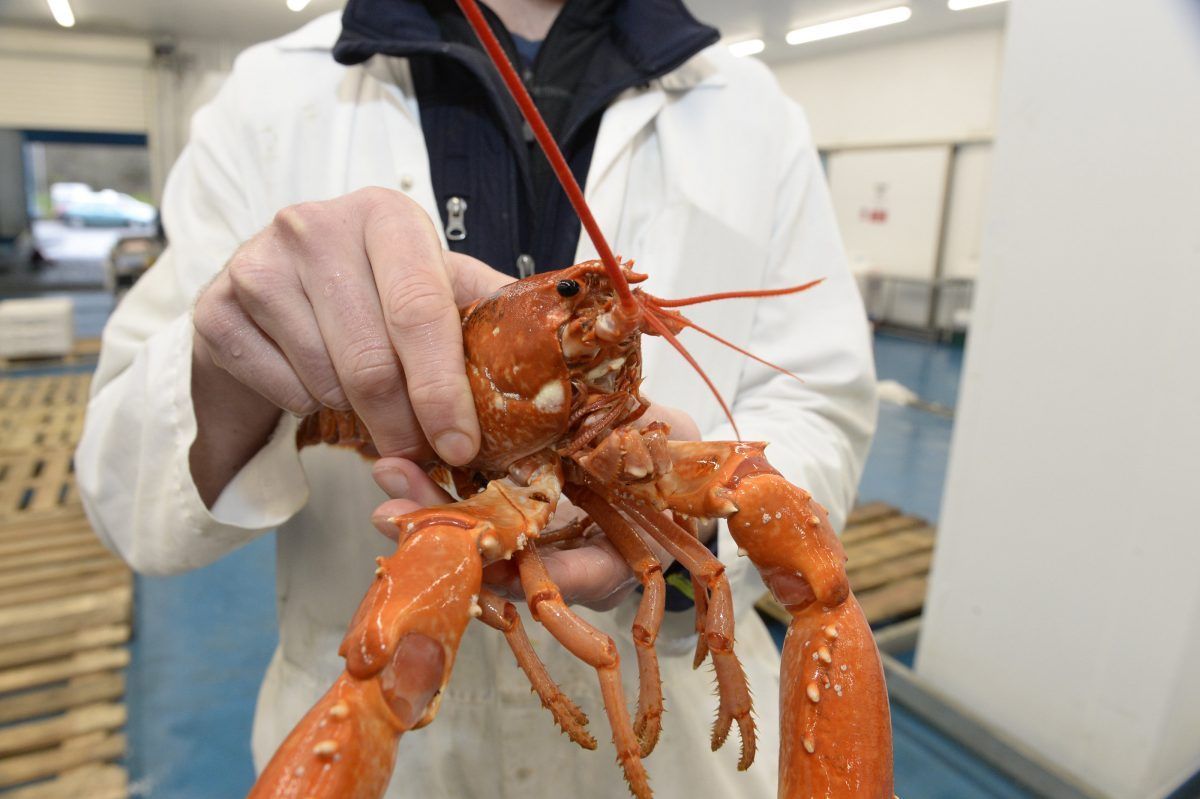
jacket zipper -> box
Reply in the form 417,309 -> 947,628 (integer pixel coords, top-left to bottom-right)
445,196 -> 468,241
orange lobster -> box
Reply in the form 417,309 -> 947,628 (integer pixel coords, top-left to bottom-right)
246,1 -> 894,797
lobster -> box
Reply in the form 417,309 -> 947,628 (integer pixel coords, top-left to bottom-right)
246,1 -> 894,797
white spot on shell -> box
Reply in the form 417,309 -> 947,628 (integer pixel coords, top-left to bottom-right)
737,547 -> 748,557
803,737 -> 815,754
533,380 -> 565,412
806,682 -> 821,703
328,702 -> 349,719
761,513 -> 771,524
492,326 -> 500,336
775,511 -> 782,519
840,664 -> 848,672
818,646 -> 832,663
313,740 -> 338,758
469,603 -> 482,618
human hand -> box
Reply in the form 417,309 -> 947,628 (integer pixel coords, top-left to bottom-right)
192,187 -> 512,467
369,403 -> 704,612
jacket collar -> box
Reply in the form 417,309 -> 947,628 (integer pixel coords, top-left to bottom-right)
285,0 -> 721,92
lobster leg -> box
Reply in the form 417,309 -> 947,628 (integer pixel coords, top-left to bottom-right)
248,462 -> 563,799
567,485 -> 666,757
610,492 -> 757,770
645,441 -> 895,799
475,588 -> 598,750
515,544 -> 652,799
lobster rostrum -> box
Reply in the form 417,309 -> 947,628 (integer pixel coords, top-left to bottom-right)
247,1 -> 894,797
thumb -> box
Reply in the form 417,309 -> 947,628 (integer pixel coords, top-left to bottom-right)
444,252 -> 515,306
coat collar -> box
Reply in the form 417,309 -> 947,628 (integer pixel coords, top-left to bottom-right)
276,2 -> 723,93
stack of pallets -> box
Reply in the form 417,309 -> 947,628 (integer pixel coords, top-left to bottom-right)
0,373 -> 131,798
757,501 -> 937,628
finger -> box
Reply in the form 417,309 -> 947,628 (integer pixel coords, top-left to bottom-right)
443,251 -> 514,305
483,560 -> 523,600
370,497 -> 425,541
642,402 -> 701,441
277,202 -> 425,457
541,539 -> 637,611
226,238 -> 349,410
372,458 -> 453,506
194,272 -> 319,416
363,192 -> 479,465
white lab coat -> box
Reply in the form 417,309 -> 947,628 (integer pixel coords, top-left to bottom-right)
76,12 -> 876,799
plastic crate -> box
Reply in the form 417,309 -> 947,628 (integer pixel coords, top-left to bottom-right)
0,297 -> 75,359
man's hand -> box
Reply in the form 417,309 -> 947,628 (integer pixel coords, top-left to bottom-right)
369,403 -> 704,612
189,187 -> 513,506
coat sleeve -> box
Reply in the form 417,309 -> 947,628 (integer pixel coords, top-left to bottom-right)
704,100 -> 879,621
75,68 -> 310,576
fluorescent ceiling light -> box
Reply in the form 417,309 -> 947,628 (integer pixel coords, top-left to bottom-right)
786,6 -> 912,46
287,0 -> 313,11
948,0 -> 1008,9
46,0 -> 75,27
728,39 -> 765,58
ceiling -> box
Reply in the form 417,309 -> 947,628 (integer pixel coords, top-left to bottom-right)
0,0 -> 1006,61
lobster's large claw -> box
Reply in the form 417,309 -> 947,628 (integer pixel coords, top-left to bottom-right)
639,440 -> 895,798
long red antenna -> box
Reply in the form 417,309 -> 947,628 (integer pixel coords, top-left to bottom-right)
453,0 -> 637,315
646,279 -> 825,308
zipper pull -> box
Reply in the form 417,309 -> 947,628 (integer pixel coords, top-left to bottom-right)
517,254 -> 535,278
445,196 -> 468,241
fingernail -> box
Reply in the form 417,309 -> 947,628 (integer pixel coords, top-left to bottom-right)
434,430 -> 474,465
371,514 -> 399,540
375,468 -> 410,498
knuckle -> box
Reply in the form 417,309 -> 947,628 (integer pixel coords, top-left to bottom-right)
405,376 -> 460,413
280,387 -> 320,417
272,202 -> 323,238
383,279 -> 455,333
340,341 -> 401,401
226,249 -> 278,299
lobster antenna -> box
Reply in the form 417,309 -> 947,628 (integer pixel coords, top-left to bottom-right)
646,304 -> 803,383
453,0 -> 637,316
646,278 -> 825,308
641,311 -> 742,440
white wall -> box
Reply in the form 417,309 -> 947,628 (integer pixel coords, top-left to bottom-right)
0,28 -> 151,133
772,27 -> 1005,148
916,2 -> 1200,797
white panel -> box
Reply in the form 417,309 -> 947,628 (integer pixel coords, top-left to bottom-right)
772,27 -> 1005,148
0,28 -> 150,132
941,143 -> 992,279
826,146 -> 950,280
916,1 -> 1200,797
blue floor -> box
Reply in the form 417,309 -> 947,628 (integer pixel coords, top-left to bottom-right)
107,329 -> 1033,796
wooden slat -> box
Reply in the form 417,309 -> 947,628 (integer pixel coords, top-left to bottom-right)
0,531 -> 102,560
857,576 -> 930,625
0,648 -> 130,695
0,703 -> 126,757
0,570 -> 131,611
0,731 -> 125,789
849,551 -> 935,593
0,542 -> 114,575
841,514 -> 927,546
0,559 -> 126,593
0,764 -> 126,799
845,501 -> 899,527
0,516 -> 91,544
0,587 -> 131,647
0,674 -> 124,726
844,528 -> 935,571
0,625 -> 129,671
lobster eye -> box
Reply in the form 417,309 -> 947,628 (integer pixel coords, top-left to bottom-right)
556,279 -> 581,298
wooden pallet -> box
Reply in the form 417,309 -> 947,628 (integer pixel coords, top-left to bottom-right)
0,340 -> 101,372
756,501 -> 936,627
0,374 -> 131,797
